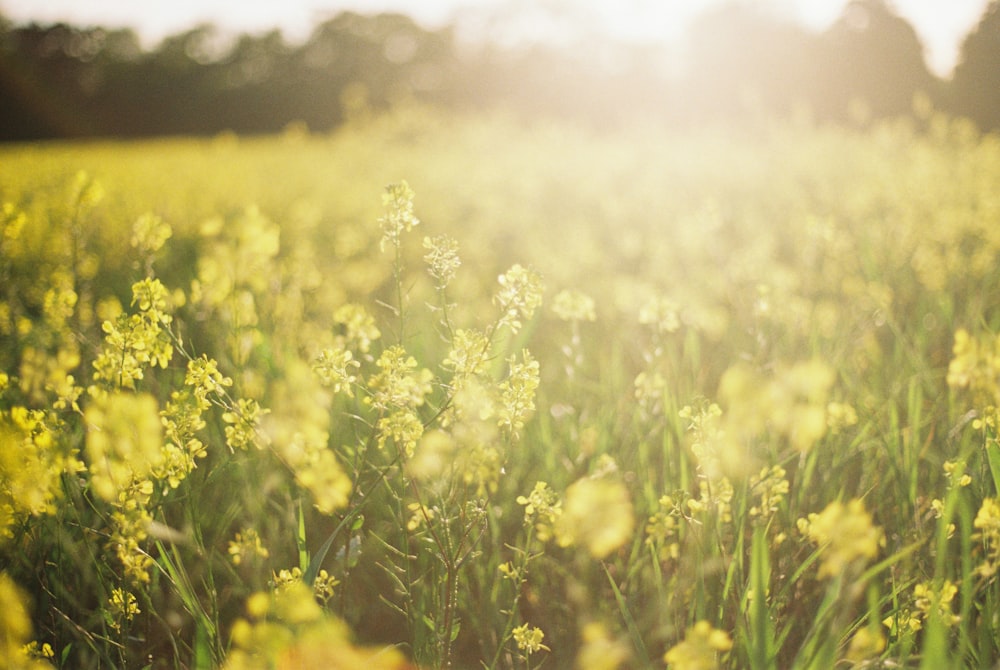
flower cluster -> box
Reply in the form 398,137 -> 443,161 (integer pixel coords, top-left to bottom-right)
0,407 -> 83,538
378,181 -> 420,252
494,264 -> 544,334
228,528 -> 270,566
423,234 -> 461,289
974,497 -> 1000,577
517,481 -> 562,542
91,279 -> 175,393
798,499 -> 883,578
497,350 -> 540,437
554,475 -> 635,559
645,494 -> 684,561
512,623 -> 548,655
223,582 -> 409,670
663,620 -> 732,670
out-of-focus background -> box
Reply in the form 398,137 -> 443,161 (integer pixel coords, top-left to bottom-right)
1,0 -> 997,141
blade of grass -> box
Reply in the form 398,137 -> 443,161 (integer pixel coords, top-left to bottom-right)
602,562 -> 652,669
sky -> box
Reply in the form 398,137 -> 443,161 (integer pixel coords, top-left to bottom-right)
0,0 -> 990,76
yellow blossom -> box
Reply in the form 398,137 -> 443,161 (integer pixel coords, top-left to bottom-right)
664,620 -> 732,670
554,476 -> 635,559
512,623 -> 548,655
798,499 -> 882,578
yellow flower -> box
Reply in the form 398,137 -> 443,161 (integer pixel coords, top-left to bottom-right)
664,620 -> 732,670
552,289 -> 596,322
799,499 -> 882,578
512,623 -> 548,655
423,234 -> 461,288
497,350 -> 540,436
974,497 -> 1000,576
228,528 -> 270,566
517,481 -> 562,542
554,476 -> 634,559
378,181 -> 420,251
575,622 -> 629,670
495,264 -> 543,333
85,392 -> 163,502
107,588 -> 141,632
844,626 -> 885,663
913,579 -> 960,627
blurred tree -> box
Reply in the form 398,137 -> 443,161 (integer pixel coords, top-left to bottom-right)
681,4 -> 817,123
950,0 -> 1000,131
813,0 -> 937,121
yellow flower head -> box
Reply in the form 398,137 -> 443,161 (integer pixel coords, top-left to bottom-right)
799,499 -> 882,578
554,476 -> 635,559
85,392 -> 163,502
664,620 -> 732,670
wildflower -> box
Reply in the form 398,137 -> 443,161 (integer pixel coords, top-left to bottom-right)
913,579 -> 960,627
70,170 -> 104,209
798,499 -> 882,578
499,561 -> 520,581
639,295 -> 681,334
376,409 -> 424,458
443,328 -> 491,381
1,202 -> 26,241
495,264 -> 543,333
882,609 -> 923,637
184,355 -> 232,407
749,465 -> 789,521
222,398 -> 269,452
287,435 -> 352,514
423,234 -> 461,288
517,481 -> 562,542
366,345 -> 434,412
973,497 -> 1000,576
378,181 -> 420,251
131,212 -> 172,256
552,289 -> 596,322
111,504 -> 156,584
85,392 -> 163,502
0,573 -> 43,669
512,623 -> 548,655
554,476 -> 635,559
663,620 -> 732,670
312,570 -> 339,605
678,402 -> 727,480
497,350 -> 540,436
406,501 -> 435,531
645,494 -> 682,561
826,401 -> 858,434
844,626 -> 886,663
228,528 -> 270,566
947,329 -> 1000,406
313,347 -> 360,396
333,303 -> 381,354
21,641 -> 55,662
687,477 -> 734,524
575,622 -> 629,670
271,566 -> 338,604
943,460 -> 972,488
106,588 -> 140,632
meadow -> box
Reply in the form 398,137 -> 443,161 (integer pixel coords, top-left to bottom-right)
1,106 -> 1000,669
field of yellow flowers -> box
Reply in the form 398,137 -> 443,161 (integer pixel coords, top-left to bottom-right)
2,107 -> 1000,669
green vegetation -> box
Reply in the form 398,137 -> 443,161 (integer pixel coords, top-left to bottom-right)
1,107 -> 1000,669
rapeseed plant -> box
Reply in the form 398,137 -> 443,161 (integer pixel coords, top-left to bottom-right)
5,112 -> 1000,668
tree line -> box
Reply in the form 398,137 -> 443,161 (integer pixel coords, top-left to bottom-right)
1,0 -> 998,141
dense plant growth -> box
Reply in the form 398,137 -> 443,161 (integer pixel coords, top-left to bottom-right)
1,108 -> 1000,668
